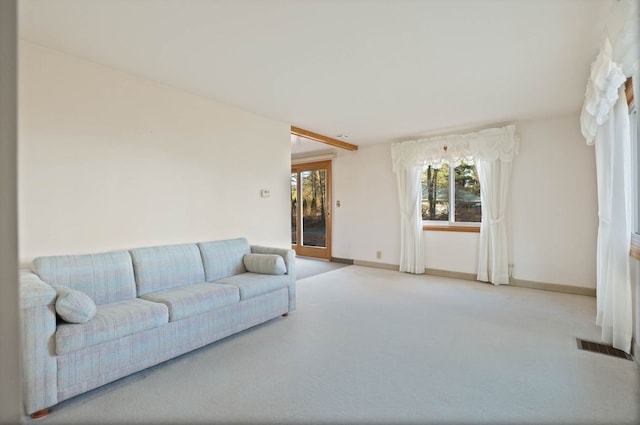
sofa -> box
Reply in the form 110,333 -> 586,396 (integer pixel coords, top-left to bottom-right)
19,237 -> 295,417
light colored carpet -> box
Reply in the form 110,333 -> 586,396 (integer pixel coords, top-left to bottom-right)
295,257 -> 350,280
25,266 -> 640,424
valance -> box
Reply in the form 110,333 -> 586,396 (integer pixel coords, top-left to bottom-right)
580,0 -> 639,145
391,124 -> 520,172
580,39 -> 627,145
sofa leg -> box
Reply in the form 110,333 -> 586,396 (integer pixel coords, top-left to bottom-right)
30,408 -> 49,419
282,313 -> 289,317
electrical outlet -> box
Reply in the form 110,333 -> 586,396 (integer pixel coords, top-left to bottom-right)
376,251 -> 382,259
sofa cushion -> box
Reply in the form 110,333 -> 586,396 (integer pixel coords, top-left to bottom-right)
141,283 -> 240,322
198,238 -> 251,282
215,273 -> 290,300
33,251 -> 136,306
243,253 -> 286,275
55,298 -> 169,355
53,286 -> 97,324
130,243 -> 205,296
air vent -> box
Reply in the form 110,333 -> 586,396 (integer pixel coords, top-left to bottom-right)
576,338 -> 632,360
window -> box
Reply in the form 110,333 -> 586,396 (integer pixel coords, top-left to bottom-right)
632,102 -> 639,254
422,161 -> 482,226
627,77 -> 640,259
626,78 -> 638,232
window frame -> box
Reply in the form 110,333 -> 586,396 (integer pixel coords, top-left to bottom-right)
422,160 -> 481,233
626,77 -> 640,259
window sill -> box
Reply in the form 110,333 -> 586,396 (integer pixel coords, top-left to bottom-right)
630,233 -> 640,260
423,225 -> 480,233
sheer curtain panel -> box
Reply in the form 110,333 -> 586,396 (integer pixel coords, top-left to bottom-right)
395,166 -> 425,274
475,158 -> 512,285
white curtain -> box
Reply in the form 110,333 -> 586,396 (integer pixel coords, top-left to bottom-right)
580,0 -> 638,354
475,158 -> 512,285
391,125 -> 519,276
396,166 -> 425,274
594,89 -> 633,352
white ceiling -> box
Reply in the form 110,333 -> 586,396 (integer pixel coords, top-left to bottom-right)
290,134 -> 332,155
19,0 -> 612,147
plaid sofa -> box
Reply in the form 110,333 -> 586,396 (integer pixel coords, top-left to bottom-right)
20,237 -> 295,416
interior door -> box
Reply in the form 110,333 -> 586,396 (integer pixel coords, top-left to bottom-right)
291,160 -> 331,260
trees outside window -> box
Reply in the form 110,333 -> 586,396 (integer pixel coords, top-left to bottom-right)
422,161 -> 481,223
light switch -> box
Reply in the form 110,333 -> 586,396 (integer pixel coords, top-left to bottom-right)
261,189 -> 271,198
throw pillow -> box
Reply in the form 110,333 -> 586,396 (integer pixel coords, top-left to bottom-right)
53,285 -> 97,323
243,253 -> 287,275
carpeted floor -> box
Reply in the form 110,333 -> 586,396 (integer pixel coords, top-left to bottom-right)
24,265 -> 640,425
295,257 -> 350,280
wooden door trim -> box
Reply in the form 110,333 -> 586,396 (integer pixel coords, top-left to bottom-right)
291,160 -> 332,260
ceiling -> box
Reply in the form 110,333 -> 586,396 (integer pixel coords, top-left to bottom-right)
19,0 -> 612,148
290,134 -> 333,156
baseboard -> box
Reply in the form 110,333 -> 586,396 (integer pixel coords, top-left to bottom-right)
633,339 -> 640,367
353,260 -> 399,271
509,279 -> 596,297
347,261 -> 596,297
422,268 -> 596,297
297,255 -> 329,261
424,268 -> 477,281
331,257 -> 354,265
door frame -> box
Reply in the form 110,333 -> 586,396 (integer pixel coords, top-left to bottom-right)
291,160 -> 332,260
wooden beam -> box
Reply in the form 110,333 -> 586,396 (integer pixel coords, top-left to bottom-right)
291,126 -> 358,151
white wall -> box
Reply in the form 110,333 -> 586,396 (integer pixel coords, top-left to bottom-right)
19,41 -> 291,264
511,115 -> 598,287
0,2 -> 21,422
424,231 -> 479,274
332,114 -> 598,289
332,144 -> 400,263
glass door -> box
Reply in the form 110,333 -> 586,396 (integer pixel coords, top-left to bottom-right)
291,160 -> 331,260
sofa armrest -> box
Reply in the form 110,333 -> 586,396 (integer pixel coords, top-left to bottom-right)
20,271 -> 58,415
20,270 -> 56,309
250,245 -> 296,312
